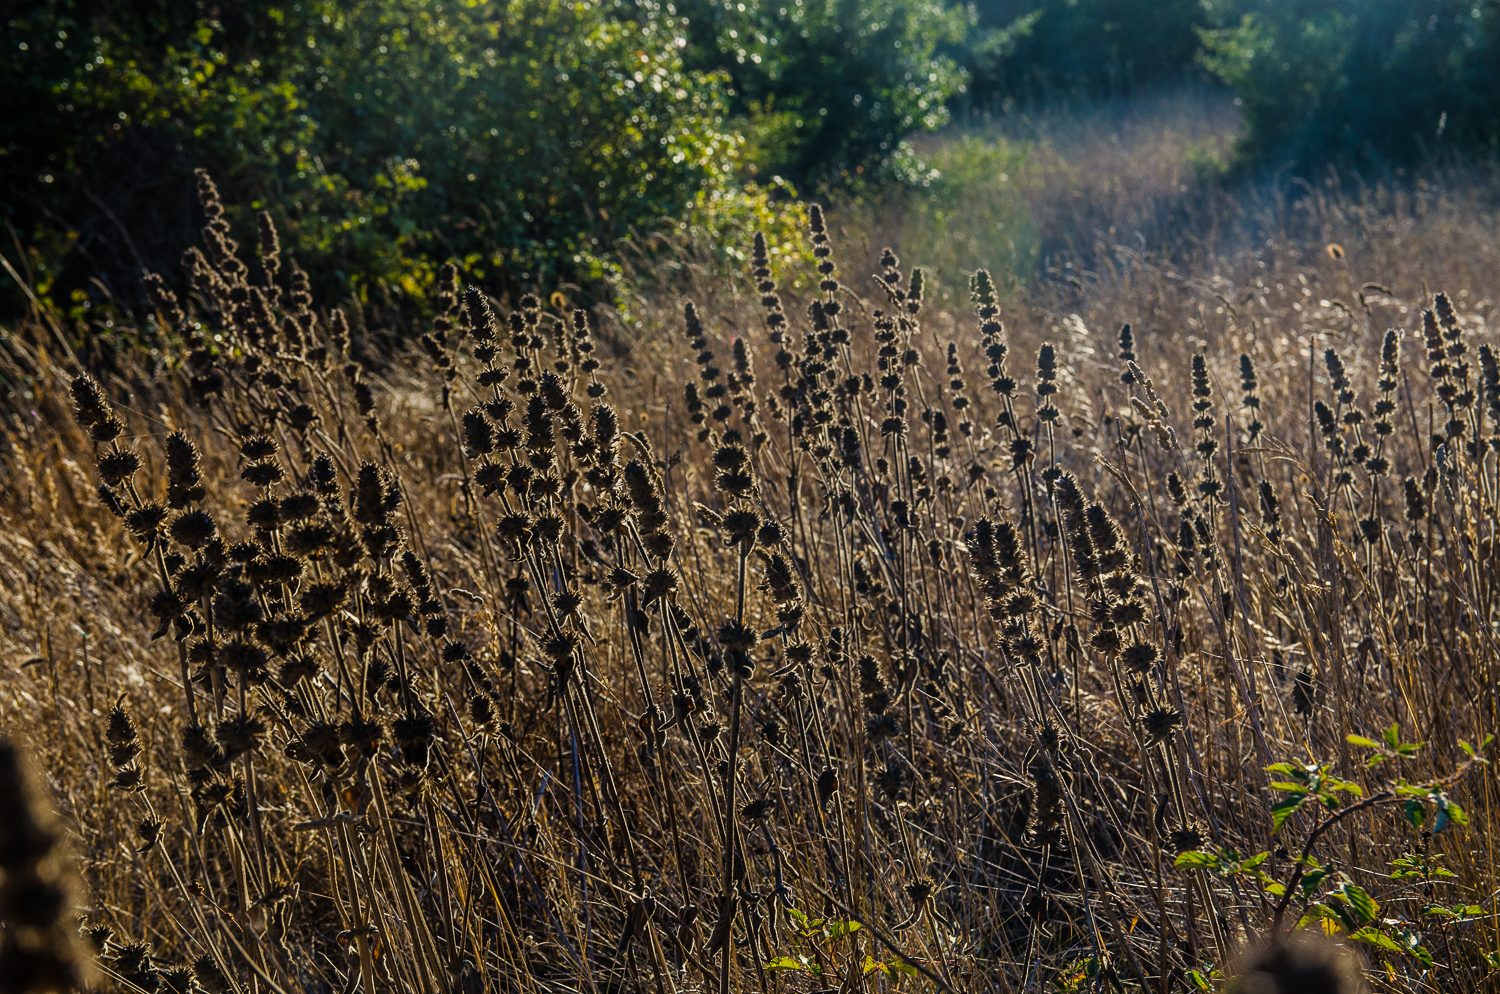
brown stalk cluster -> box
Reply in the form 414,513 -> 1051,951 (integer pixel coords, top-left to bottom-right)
0,170 -> 1496,994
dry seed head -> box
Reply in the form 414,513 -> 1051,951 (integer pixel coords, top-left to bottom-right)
97,449 -> 141,488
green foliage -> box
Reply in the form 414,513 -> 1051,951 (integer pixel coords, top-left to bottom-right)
1200,0 -> 1500,166
674,0 -> 967,188
1,1 -> 322,312
301,0 -> 744,289
1263,759 -> 1364,832
959,0 -> 1214,110
761,908 -> 867,977
1174,727 -> 1492,966
1,0 -> 751,312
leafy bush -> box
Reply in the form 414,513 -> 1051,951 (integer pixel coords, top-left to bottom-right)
674,0 -> 967,187
1,0 -> 752,313
1201,0 -> 1500,165
958,0 -> 1213,110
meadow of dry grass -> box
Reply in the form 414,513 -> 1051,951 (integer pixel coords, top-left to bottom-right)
3,105 -> 1500,994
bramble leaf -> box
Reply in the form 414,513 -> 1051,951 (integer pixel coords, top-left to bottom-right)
1174,851 -> 1221,870
1271,795 -> 1307,833
1334,882 -> 1379,926
1350,927 -> 1402,953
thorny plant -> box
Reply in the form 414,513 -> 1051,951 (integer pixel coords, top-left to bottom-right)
0,172 -> 1497,994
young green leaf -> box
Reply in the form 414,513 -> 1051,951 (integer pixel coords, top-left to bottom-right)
1334,882 -> 1379,926
827,920 -> 861,939
1174,851 -> 1222,870
1350,927 -> 1403,953
1271,795 -> 1307,833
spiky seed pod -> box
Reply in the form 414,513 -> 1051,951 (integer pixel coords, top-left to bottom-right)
248,552 -> 304,587
81,923 -> 113,953
1121,641 -> 1160,673
275,492 -> 318,522
135,817 -> 163,853
1035,343 -> 1058,408
1089,625 -> 1122,656
1435,291 -> 1458,330
255,209 -> 281,279
218,639 -> 268,681
97,449 -> 142,488
866,712 -> 901,741
353,463 -> 392,526
192,956 -> 230,994
462,410 -> 494,457
180,724 -> 222,769
542,628 -> 581,664
642,567 -> 678,604
716,620 -> 758,653
169,510 -> 218,550
308,454 -> 339,498
142,271 -> 185,331
717,619 -> 758,677
241,460 -> 284,489
1169,825 -> 1205,854
107,703 -> 139,750
760,552 -> 800,605
1191,354 -> 1212,411
874,757 -> 907,800
393,714 -> 436,766
239,436 -> 276,461
338,718 -> 384,757
1141,708 -> 1182,745
69,375 -> 112,430
722,509 -> 760,547
164,432 -> 206,507
1164,472 -> 1187,508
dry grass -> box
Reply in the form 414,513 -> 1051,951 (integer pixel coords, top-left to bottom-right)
2,155 -> 1499,994
953,87 -> 1244,266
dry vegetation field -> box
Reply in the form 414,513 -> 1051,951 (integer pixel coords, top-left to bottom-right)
4,127 -> 1500,992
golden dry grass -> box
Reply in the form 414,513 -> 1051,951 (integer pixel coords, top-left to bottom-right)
2,155 -> 1499,994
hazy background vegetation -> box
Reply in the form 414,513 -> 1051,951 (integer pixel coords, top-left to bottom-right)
3,0 -> 1498,320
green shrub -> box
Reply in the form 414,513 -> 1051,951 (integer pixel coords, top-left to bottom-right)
1,0 -> 753,314
674,0 -> 967,187
958,0 -> 1213,110
1201,0 -> 1500,166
